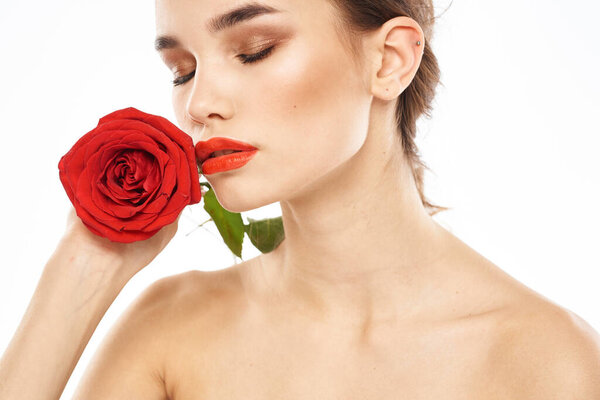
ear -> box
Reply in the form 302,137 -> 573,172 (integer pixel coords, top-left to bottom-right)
367,16 -> 425,101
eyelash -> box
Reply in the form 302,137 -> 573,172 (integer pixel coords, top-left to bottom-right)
171,45 -> 276,87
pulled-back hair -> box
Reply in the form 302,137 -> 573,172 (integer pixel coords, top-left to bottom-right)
327,0 -> 451,216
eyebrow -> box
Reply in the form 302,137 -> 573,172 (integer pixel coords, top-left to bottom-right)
154,2 -> 282,52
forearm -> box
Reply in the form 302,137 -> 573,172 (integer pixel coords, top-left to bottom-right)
0,238 -> 129,400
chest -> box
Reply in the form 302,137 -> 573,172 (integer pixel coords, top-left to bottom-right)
164,314 -> 512,400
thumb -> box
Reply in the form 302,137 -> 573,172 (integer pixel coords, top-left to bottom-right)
66,207 -> 79,229
169,210 -> 184,232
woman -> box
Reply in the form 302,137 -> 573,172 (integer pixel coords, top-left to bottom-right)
1,0 -> 599,398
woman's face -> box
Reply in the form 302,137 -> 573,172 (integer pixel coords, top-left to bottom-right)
155,0 -> 374,212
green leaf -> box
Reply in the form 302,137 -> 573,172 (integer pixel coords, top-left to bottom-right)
202,188 -> 244,258
245,216 -> 285,254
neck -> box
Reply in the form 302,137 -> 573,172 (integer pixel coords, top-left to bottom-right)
256,118 -> 455,330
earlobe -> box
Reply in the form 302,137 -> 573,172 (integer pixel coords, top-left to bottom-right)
369,16 -> 425,101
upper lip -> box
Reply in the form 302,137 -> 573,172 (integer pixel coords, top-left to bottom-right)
195,137 -> 258,164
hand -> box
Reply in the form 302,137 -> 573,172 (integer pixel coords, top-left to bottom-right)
61,206 -> 182,280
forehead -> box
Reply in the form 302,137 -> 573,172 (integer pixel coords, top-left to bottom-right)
154,0 -> 335,36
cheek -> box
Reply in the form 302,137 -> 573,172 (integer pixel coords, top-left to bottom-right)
250,38 -> 368,171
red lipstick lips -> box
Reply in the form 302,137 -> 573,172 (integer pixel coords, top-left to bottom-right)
195,137 -> 258,175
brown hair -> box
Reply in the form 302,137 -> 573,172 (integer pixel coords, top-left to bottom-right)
326,0 -> 452,217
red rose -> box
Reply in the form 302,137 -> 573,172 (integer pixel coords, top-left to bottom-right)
58,107 -> 201,243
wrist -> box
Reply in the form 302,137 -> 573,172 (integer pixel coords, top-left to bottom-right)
53,231 -> 130,284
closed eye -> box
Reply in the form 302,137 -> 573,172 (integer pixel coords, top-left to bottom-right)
171,45 -> 277,87
237,44 -> 276,64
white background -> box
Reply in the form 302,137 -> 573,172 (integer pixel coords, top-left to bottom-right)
1,1 -> 599,398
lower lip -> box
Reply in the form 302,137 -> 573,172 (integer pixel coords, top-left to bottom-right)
201,150 -> 258,175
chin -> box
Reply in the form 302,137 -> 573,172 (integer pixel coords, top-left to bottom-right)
210,181 -> 279,214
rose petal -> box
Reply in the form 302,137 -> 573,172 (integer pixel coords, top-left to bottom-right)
142,190 -> 190,231
91,143 -> 169,218
100,150 -> 159,206
59,107 -> 202,242
97,114 -> 200,204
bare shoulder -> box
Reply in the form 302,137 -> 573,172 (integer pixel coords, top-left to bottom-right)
145,263 -> 254,344
144,265 -> 251,398
70,269 -> 227,400
445,239 -> 600,396
490,293 -> 600,398
144,266 -> 246,326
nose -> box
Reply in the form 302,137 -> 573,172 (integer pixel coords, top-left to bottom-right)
185,65 -> 234,145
